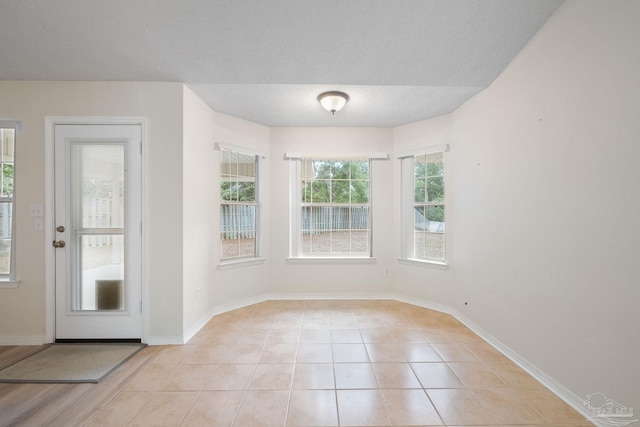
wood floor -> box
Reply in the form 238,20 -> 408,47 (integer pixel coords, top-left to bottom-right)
0,345 -> 164,427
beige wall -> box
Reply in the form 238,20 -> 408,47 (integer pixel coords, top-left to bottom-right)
448,0 -> 640,414
182,86 -> 271,340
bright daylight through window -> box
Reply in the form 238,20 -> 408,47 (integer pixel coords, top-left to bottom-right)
220,148 -> 258,260
0,127 -> 15,279
401,150 -> 446,263
296,158 -> 371,257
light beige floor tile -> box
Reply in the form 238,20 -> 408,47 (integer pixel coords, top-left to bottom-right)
161,363 -> 217,391
514,385 -> 588,424
53,300 -> 570,427
296,343 -> 333,363
365,343 -> 407,362
273,313 -> 304,328
337,389 -> 391,426
401,343 -> 443,362
447,361 -> 507,388
267,328 -> 300,344
181,390 -> 244,427
220,343 -> 264,364
411,362 -> 465,388
359,328 -> 394,343
332,343 -> 370,363
388,328 -> 428,343
381,389 -> 444,426
259,343 -> 298,364
152,345 -> 199,364
286,389 -> 339,426
249,364 -> 294,390
125,362 -> 180,391
183,344 -> 226,364
292,363 -> 335,389
127,391 -> 198,427
236,328 -> 271,344
489,360 -> 545,388
299,328 -> 331,343
330,328 -> 363,343
83,391 -> 152,427
471,387 -> 547,424
431,343 -> 479,361
427,388 -> 498,425
205,364 -> 255,390
334,363 -> 379,389
234,390 -> 290,427
302,317 -> 331,329
371,363 -> 421,389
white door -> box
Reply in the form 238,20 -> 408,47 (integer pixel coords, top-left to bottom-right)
54,124 -> 142,340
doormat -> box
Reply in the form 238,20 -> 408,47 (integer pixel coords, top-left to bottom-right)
0,343 -> 146,383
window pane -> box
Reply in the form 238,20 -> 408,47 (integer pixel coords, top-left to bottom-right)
414,206 -> 445,261
415,231 -> 445,260
426,152 -> 444,176
0,202 -> 12,275
237,180 -> 256,202
331,180 -> 350,203
414,154 -> 426,178
301,205 -> 369,255
77,144 -> 125,229
220,204 -> 256,259
76,234 -> 124,311
303,180 -> 329,203
1,164 -> 13,197
351,180 -> 369,203
414,178 -> 426,203
426,177 -> 444,202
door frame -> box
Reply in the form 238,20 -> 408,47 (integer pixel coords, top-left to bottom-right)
45,117 -> 147,343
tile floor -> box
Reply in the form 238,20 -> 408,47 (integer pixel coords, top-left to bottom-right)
83,300 -> 593,426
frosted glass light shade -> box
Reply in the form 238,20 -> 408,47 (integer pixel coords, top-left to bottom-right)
318,91 -> 349,114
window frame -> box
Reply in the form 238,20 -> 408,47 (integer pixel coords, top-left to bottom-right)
218,146 -> 261,265
289,156 -> 373,259
0,122 -> 18,283
399,144 -> 449,268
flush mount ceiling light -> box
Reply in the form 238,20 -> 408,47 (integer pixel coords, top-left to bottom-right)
317,91 -> 349,115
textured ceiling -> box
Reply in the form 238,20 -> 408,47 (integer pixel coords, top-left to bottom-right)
0,0 -> 563,127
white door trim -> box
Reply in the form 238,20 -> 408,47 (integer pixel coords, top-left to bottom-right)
45,116 -> 147,343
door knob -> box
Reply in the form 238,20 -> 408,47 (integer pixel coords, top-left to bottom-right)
52,240 -> 66,248
56,225 -> 65,232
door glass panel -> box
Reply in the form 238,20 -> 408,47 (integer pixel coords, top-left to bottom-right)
71,144 -> 125,311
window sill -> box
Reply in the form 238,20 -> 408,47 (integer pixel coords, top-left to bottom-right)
0,279 -> 22,289
218,257 -> 265,270
287,257 -> 377,264
398,258 -> 449,270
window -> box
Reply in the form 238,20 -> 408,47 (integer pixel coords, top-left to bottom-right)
292,157 -> 371,257
0,126 -> 15,279
220,148 -> 259,261
401,147 -> 447,264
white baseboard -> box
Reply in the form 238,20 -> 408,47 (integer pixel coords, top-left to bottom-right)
144,336 -> 185,346
0,336 -> 46,345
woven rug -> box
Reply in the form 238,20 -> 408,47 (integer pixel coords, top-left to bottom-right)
0,343 -> 145,383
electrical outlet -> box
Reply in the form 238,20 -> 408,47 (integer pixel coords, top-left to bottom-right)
383,268 -> 390,278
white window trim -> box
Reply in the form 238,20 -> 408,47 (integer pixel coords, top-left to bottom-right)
0,120 -> 20,282
217,143 -> 262,266
399,144 -> 450,268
